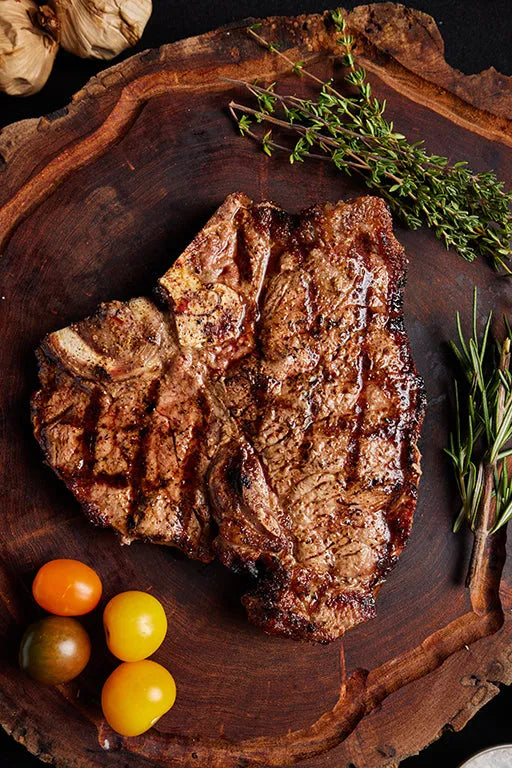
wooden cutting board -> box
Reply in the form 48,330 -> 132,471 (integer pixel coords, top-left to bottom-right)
1,4 -> 511,766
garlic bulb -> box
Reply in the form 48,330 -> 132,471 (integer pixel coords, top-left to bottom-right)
0,0 -> 59,96
51,0 -> 152,60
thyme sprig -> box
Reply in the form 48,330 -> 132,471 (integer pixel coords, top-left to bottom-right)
228,11 -> 512,273
445,289 -> 512,590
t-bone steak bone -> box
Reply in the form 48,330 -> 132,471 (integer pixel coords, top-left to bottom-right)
32,193 -> 426,642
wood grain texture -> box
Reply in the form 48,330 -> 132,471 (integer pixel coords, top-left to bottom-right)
0,4 -> 511,767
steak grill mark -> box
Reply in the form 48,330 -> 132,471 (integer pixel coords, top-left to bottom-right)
32,193 -> 426,642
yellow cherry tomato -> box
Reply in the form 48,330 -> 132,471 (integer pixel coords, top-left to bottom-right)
32,559 -> 102,616
101,660 -> 176,736
103,591 -> 167,662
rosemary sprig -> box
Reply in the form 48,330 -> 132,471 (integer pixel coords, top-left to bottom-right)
228,10 -> 512,272
445,289 -> 512,592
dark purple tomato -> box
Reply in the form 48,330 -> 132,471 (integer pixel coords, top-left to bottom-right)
19,616 -> 91,685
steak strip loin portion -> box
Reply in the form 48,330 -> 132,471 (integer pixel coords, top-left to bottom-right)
32,193 -> 426,642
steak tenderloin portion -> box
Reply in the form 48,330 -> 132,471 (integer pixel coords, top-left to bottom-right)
32,193 -> 425,642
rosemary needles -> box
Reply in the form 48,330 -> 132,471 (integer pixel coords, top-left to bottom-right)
445,289 -> 512,591
228,10 -> 512,273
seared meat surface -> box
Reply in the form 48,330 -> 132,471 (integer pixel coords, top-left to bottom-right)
32,193 -> 425,642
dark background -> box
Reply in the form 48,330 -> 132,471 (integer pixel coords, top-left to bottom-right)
1,1 -> 511,766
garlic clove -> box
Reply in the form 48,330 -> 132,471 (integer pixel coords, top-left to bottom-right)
51,0 -> 152,60
0,0 -> 59,96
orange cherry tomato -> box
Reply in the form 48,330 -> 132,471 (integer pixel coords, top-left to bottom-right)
101,660 -> 176,736
32,559 -> 102,616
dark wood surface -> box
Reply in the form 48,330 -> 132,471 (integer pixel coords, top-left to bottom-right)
0,3 -> 511,767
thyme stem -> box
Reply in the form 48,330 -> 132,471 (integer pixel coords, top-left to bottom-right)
248,27 -> 345,100
230,12 -> 512,272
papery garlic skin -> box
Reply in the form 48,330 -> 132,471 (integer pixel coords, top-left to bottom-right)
0,0 -> 58,96
52,0 -> 152,60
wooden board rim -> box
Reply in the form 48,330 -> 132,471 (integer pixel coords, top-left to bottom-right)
1,4 -> 512,767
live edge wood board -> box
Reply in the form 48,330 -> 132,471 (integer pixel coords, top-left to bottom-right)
1,4 -> 511,767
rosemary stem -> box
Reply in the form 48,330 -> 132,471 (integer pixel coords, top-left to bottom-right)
498,338 -> 511,416
466,338 -> 511,597
465,462 -> 494,596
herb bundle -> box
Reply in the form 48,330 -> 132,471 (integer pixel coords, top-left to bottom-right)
228,10 -> 512,273
445,290 -> 512,590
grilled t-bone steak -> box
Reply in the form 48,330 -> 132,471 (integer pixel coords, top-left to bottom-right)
32,193 -> 425,642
